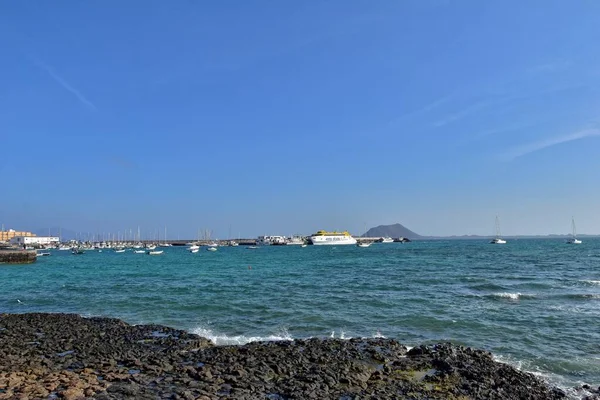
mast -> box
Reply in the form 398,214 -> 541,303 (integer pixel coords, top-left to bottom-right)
495,216 -> 501,239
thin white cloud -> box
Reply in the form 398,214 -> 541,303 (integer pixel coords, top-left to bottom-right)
504,128 -> 600,160
30,56 -> 97,111
432,100 -> 490,127
388,94 -> 453,127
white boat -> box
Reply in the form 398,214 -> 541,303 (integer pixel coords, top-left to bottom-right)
188,244 -> 200,251
286,235 -> 305,245
207,247 -> 217,252
379,237 -> 394,243
256,235 -> 285,246
566,217 -> 582,244
58,246 -> 71,251
147,250 -> 163,255
207,242 -> 219,248
36,252 -> 51,256
134,250 -> 146,254
357,242 -> 372,248
309,230 -> 357,245
490,216 -> 507,244
115,249 -> 126,253
301,244 -> 307,248
247,246 -> 259,249
190,248 -> 199,253
147,244 -> 157,250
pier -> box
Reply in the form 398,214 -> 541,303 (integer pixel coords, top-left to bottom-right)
0,250 -> 37,264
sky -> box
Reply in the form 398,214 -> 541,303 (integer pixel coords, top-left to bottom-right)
1,1 -> 600,238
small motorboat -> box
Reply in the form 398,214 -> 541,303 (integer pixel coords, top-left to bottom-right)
357,242 -> 372,248
36,252 -> 51,257
246,246 -> 258,249
115,249 -> 126,253
134,250 -> 146,254
189,248 -> 199,253
206,247 -> 217,252
301,244 -> 307,248
147,250 -> 164,255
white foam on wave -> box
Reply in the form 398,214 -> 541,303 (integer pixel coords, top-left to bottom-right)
580,280 -> 600,286
493,292 -> 523,300
192,327 -> 293,346
193,327 -> 389,345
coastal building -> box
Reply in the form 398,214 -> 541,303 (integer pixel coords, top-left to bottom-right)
0,229 -> 36,242
9,236 -> 59,246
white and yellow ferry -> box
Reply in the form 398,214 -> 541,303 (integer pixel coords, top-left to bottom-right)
309,230 -> 357,245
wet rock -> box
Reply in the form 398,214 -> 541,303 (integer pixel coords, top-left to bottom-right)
0,313 -> 579,400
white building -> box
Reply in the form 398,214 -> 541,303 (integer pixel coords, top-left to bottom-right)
10,236 -> 60,246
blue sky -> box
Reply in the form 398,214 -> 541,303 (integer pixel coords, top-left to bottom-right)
1,1 -> 600,238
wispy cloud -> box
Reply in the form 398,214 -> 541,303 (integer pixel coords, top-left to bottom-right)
388,94 -> 453,127
503,128 -> 600,161
527,59 -> 572,74
29,56 -> 97,111
432,100 -> 491,128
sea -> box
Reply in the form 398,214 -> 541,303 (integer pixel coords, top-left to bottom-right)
1,240 -> 599,397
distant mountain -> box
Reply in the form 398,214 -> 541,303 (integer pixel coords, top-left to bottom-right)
363,223 -> 422,239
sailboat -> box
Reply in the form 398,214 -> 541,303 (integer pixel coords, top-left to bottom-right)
566,217 -> 582,244
489,216 -> 506,244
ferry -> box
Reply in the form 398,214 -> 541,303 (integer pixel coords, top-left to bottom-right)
309,230 -> 357,246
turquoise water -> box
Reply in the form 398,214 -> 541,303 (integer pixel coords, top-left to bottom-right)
2,240 -> 599,393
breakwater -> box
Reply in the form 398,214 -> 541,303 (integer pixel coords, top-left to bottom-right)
0,250 -> 36,264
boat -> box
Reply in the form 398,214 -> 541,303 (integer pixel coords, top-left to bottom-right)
134,250 -> 146,254
207,247 -> 217,252
357,242 -> 372,248
309,230 -> 357,246
115,249 -> 126,253
58,246 -> 71,251
36,252 -> 51,257
187,244 -> 200,251
490,216 -> 507,244
301,244 -> 307,248
566,217 -> 582,244
286,235 -> 305,245
71,248 -> 84,255
207,242 -> 219,248
256,235 -> 285,246
147,244 -> 157,250
246,246 -> 259,249
190,248 -> 199,253
378,237 -> 394,243
147,250 -> 163,255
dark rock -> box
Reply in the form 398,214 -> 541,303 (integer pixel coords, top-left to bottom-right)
0,313 -> 578,400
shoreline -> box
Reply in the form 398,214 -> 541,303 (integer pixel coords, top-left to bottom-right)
2,313 -> 593,399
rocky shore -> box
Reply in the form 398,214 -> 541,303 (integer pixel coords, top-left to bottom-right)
0,313 -> 594,399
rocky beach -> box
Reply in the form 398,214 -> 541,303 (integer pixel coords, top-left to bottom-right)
2,313 -> 593,400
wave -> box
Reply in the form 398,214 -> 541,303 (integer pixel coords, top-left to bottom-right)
490,292 -> 536,300
561,293 -> 600,300
579,280 -> 600,286
190,327 -> 389,346
191,327 -> 294,345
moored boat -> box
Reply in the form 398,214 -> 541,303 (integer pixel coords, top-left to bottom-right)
147,250 -> 163,255
309,230 -> 357,246
566,217 -> 582,244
